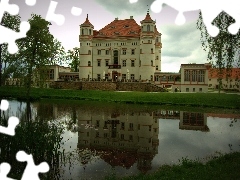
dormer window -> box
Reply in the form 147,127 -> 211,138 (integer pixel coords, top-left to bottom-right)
109,26 -> 116,29
129,31 -> 136,34
124,25 -> 129,28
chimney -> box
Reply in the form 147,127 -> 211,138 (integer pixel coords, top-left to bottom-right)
130,16 -> 133,19
115,17 -> 118,20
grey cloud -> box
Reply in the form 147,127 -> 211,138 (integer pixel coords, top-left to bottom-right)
160,21 -> 203,58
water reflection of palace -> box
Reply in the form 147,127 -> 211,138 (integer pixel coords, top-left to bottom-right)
153,110 -> 209,132
32,102 -> 211,173
77,111 -> 159,173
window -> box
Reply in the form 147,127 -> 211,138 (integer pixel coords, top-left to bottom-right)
130,74 -> 135,80
151,48 -> 153,53
193,88 -> 195,92
121,134 -> 124,140
122,74 -> 126,80
123,60 -> 126,67
122,49 -> 126,55
113,50 -> 118,64
209,79 -> 211,81
147,24 -> 150,31
89,29 -> 91,35
138,124 -> 140,130
131,49 -> 135,55
49,69 -> 54,79
104,133 -> 108,138
121,122 -> 125,130
199,88 -> 202,92
209,84 -> 212,87
129,135 -> 133,141
131,60 -> 135,67
184,70 -> 190,81
97,74 -> 101,80
156,37 -> 158,42
96,120 -> 100,127
129,123 -> 133,130
149,138 -> 151,143
156,56 -> 158,60
88,50 -> 91,55
151,60 -> 153,66
105,60 -> 109,66
88,61 -> 91,66
96,132 -> 99,138
140,49 -> 142,53
98,50 -> 101,55
139,60 -> 141,66
82,29 -> 84,35
106,50 -> 109,55
97,60 -> 101,67
198,70 -> 205,82
149,125 -> 151,131
156,66 -> 158,70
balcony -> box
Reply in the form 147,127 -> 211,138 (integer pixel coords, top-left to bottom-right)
108,64 -> 121,69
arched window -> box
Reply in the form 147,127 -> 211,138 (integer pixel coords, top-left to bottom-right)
88,50 -> 91,55
147,25 -> 150,31
88,61 -> 91,66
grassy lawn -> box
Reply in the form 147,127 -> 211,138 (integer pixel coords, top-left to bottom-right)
105,152 -> 240,180
0,86 -> 239,109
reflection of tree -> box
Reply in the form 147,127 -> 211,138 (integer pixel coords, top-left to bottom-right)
0,101 -> 66,179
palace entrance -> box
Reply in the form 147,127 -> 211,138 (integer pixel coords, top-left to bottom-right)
112,71 -> 118,82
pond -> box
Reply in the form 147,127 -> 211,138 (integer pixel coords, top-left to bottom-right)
0,99 -> 240,179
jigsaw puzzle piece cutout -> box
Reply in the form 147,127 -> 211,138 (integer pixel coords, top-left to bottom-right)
46,0 -> 65,26
46,0 -> 82,26
71,6 -> 82,16
16,151 -> 49,180
25,0 -> 37,6
0,0 -> 19,20
0,163 -> 16,180
0,21 -> 30,54
0,100 -> 9,111
148,0 -> 240,37
0,116 -> 19,136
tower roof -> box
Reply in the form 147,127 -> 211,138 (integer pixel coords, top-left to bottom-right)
81,14 -> 94,28
141,12 -> 154,23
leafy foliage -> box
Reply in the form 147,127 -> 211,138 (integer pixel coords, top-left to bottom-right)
196,11 -> 240,93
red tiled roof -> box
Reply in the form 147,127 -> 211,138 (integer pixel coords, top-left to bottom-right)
143,13 -> 153,21
94,18 -> 141,38
91,13 -> 159,38
208,68 -> 240,79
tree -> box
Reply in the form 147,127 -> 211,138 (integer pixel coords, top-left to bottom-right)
18,14 -> 56,98
196,11 -> 240,93
0,13 -> 22,86
67,47 -> 80,72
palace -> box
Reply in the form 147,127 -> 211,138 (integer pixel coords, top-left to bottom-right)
79,12 -> 162,82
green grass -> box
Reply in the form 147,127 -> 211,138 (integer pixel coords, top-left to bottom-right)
105,152 -> 240,180
0,86 -> 240,109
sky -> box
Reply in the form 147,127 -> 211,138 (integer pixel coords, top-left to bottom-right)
10,0 -> 208,72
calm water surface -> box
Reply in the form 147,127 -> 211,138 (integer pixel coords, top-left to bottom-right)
1,100 -> 240,180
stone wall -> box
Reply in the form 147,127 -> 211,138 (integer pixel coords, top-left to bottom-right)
50,81 -> 82,90
50,81 -> 165,92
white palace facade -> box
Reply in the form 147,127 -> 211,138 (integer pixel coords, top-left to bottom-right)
79,12 -> 162,82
